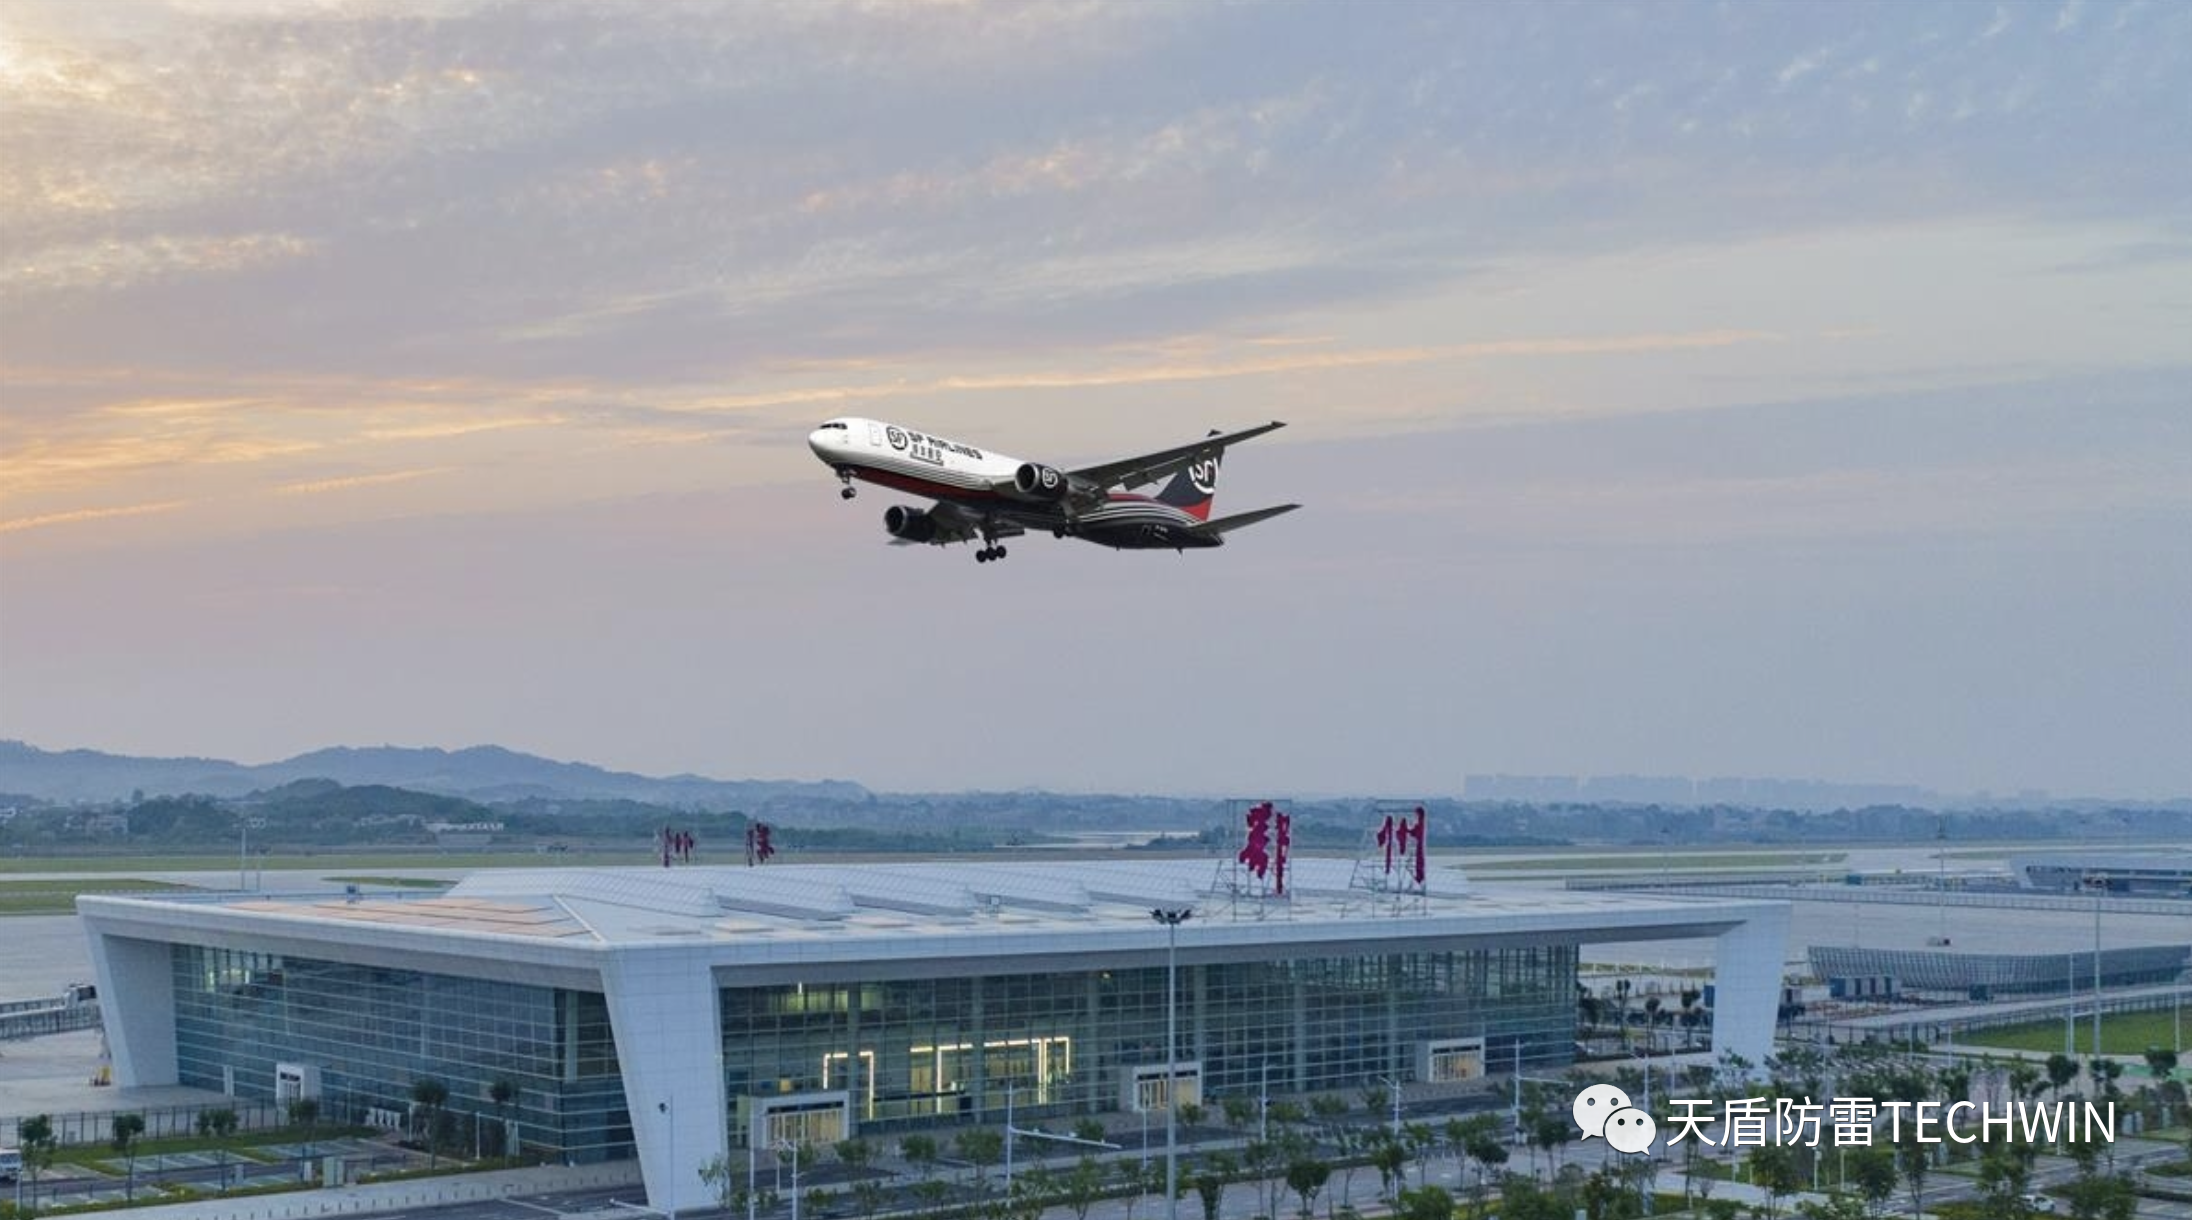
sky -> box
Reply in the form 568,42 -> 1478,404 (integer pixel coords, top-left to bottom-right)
1,0 -> 2188,800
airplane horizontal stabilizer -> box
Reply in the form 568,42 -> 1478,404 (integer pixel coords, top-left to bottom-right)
1189,503 -> 1301,535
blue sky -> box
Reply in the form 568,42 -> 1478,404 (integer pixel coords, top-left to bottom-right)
2,1 -> 2187,798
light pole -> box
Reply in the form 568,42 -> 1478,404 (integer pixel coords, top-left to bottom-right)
776,1139 -> 801,1220
1151,906 -> 1193,1220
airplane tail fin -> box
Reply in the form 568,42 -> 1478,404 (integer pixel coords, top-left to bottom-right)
1153,433 -> 1225,521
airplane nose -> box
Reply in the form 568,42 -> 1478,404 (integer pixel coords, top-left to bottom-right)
807,429 -> 837,460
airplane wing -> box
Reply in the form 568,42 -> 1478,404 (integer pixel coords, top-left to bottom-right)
1069,420 -> 1286,491
1188,503 -> 1301,536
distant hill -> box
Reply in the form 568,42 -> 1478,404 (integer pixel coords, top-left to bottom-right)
0,740 -> 868,808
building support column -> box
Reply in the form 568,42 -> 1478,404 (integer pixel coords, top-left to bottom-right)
86,932 -> 178,1087
600,949 -> 728,1217
1711,907 -> 1792,1073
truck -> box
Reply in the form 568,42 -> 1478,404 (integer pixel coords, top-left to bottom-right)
0,1146 -> 23,1183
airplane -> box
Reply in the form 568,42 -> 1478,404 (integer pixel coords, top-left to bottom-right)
807,417 -> 1299,562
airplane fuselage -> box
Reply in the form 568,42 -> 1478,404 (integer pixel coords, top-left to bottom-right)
807,418 -> 1223,551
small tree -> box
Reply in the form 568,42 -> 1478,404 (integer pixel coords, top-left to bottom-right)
20,1113 -> 58,1206
700,1154 -> 750,1214
2044,1053 -> 2079,1099
1370,1134 -> 1409,1202
854,1179 -> 887,1220
2144,1047 -> 2179,1085
1286,1157 -> 1332,1218
1118,1157 -> 1162,1220
1061,1156 -> 1108,1220
837,1137 -> 873,1175
111,1112 -> 147,1201
956,1128 -> 1004,1188
1194,1170 -> 1227,1220
1894,1127 -> 1931,1219
1751,1143 -> 1803,1220
913,1178 -> 952,1212
1459,1115 -> 1508,1208
289,1097 -> 322,1162
412,1077 -> 450,1168
1073,1117 -> 1108,1145
902,1132 -> 940,1179
1396,1183 -> 1455,1220
2062,1173 -> 2136,1220
1177,1100 -> 1206,1129
197,1107 -> 240,1189
1849,1145 -> 1899,1217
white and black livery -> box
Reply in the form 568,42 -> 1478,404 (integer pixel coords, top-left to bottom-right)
807,417 -> 1299,563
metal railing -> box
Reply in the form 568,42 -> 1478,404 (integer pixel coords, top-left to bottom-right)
0,1098 -> 291,1149
0,1002 -> 100,1041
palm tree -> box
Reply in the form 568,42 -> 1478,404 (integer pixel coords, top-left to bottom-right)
488,1080 -> 518,1161
412,1077 -> 450,1168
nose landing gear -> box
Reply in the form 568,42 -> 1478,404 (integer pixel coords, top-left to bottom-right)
837,470 -> 857,500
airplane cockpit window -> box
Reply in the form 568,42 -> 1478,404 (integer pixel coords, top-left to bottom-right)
819,420 -> 850,430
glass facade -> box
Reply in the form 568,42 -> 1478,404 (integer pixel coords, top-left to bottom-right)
171,946 -> 633,1163
173,942 -> 1576,1160
719,947 -> 1576,1143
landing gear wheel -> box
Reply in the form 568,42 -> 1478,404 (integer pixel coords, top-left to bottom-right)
975,548 -> 992,563
994,545 -> 1007,559
839,486 -> 857,500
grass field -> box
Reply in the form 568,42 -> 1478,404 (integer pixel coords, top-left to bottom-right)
1961,1008 -> 2189,1062
323,875 -> 454,889
0,877 -> 201,915
0,850 -> 653,875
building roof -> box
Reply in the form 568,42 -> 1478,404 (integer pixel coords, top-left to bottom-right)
78,858 -> 1786,979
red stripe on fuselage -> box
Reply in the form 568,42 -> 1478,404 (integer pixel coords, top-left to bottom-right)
849,464 -> 1005,502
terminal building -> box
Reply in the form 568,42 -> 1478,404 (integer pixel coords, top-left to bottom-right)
81,859 -> 1788,1214
2011,851 -> 2192,897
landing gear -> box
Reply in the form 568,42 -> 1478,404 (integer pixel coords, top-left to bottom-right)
975,545 -> 1009,563
836,470 -> 857,500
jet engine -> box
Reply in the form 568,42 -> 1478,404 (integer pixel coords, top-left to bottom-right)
1012,462 -> 1070,502
883,504 -> 937,543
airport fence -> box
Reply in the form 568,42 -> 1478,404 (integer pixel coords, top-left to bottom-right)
0,1097 -> 290,1149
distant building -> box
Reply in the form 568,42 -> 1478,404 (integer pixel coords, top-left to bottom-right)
83,859 -> 1788,1215
1809,943 -> 2192,1001
2010,852 -> 2192,897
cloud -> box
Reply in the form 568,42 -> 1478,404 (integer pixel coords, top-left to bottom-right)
2,232 -> 316,293
0,499 -> 189,535
273,467 -> 449,496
